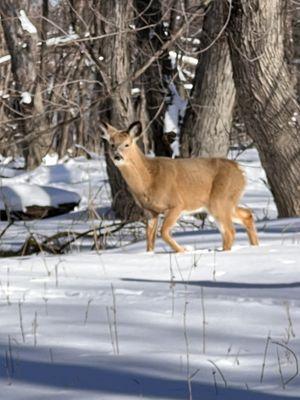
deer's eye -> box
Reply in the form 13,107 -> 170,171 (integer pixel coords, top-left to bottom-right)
124,143 -> 130,148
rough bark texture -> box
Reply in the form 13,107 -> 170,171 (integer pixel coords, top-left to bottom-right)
292,2 -> 300,102
227,0 -> 300,217
99,0 -> 144,221
135,0 -> 173,156
181,0 -> 235,158
0,0 -> 47,169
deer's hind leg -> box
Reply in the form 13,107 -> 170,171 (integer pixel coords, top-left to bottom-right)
209,201 -> 236,251
216,215 -> 236,251
233,207 -> 259,246
146,214 -> 159,252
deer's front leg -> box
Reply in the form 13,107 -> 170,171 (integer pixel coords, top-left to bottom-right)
146,215 -> 159,252
161,208 -> 185,253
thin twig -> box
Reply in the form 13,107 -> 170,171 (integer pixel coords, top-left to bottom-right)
106,305 -> 116,355
271,341 -> 299,386
201,287 -> 206,354
276,347 -> 285,389
32,312 -> 38,347
208,359 -> 227,388
284,301 -> 295,339
169,254 -> 176,317
260,331 -> 271,383
111,284 -> 120,355
0,220 -> 14,240
84,298 -> 93,325
183,299 -> 193,400
212,370 -> 218,395
18,301 -> 25,343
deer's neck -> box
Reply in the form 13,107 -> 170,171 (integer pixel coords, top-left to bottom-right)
118,146 -> 153,195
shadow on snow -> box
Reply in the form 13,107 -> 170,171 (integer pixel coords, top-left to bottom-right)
0,353 -> 298,400
121,278 -> 300,290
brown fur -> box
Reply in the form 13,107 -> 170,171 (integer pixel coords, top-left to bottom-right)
100,121 -> 259,253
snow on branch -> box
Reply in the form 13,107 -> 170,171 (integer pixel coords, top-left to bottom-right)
0,34 -> 80,67
0,54 -> 11,65
169,51 -> 198,67
46,33 -> 79,47
19,10 -> 37,34
20,92 -> 32,104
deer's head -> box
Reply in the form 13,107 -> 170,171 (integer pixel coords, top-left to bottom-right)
100,121 -> 142,166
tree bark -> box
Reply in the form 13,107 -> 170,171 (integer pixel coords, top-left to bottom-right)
181,0 -> 235,158
227,0 -> 300,217
135,0 -> 173,156
0,0 -> 47,169
292,1 -> 300,103
99,0 -> 144,221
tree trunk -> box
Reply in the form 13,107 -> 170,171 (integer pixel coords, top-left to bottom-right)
135,0 -> 173,156
292,1 -> 300,103
181,0 -> 235,158
99,0 -> 144,221
227,0 -> 300,217
0,0 -> 47,169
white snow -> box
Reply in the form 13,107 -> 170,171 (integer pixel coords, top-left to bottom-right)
0,166 -> 23,178
46,34 -> 79,47
164,81 -> 187,158
184,83 -> 193,90
181,37 -> 201,45
0,184 -> 80,212
42,153 -> 59,166
0,34 -> 81,67
0,156 -> 109,215
0,149 -> 299,399
169,51 -> 198,67
0,54 -> 11,64
18,10 -> 37,34
20,91 -> 32,104
131,88 -> 141,95
182,55 -> 198,66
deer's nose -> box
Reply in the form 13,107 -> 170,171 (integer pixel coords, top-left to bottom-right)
112,149 -> 123,161
114,153 -> 122,161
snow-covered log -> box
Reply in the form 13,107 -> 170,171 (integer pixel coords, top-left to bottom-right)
0,184 -> 80,220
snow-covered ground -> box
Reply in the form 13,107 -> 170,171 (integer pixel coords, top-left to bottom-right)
0,149 -> 299,399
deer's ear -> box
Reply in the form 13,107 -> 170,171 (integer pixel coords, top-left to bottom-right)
99,121 -> 111,141
128,121 -> 142,140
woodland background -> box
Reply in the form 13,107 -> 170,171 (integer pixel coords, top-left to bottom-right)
0,0 -> 300,221
0,4 -> 300,398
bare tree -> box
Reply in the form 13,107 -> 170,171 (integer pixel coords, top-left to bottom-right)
0,0 -> 47,169
1,0 -> 298,220
181,0 -> 235,158
135,0 -> 173,156
99,0 -> 144,220
227,0 -> 300,217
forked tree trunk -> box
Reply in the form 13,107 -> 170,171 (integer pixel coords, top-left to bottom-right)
99,0 -> 144,221
0,0 -> 47,169
227,0 -> 300,217
181,0 -> 235,158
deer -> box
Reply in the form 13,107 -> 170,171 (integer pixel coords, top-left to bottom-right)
100,120 -> 259,253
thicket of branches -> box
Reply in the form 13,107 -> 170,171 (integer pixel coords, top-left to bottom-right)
0,0 -> 299,218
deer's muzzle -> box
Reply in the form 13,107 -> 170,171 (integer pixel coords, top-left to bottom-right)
114,154 -> 122,161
